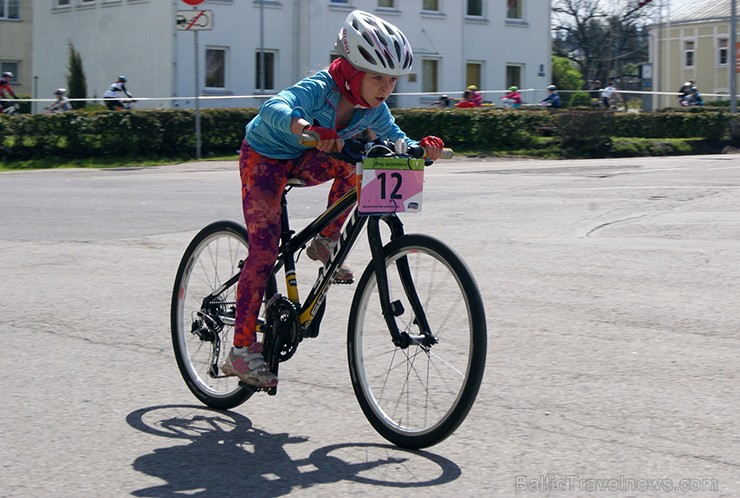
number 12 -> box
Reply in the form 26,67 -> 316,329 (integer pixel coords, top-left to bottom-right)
377,172 -> 403,200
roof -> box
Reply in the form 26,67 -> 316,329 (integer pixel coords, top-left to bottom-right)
669,0 -> 731,23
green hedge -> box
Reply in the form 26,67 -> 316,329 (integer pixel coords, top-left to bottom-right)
0,106 -> 732,162
392,108 -> 553,150
0,108 -> 256,160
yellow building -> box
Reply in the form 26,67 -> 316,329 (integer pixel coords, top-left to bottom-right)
648,0 -> 735,108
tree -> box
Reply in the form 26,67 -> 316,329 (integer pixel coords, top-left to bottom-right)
552,0 -> 657,89
552,55 -> 584,91
66,43 -> 87,109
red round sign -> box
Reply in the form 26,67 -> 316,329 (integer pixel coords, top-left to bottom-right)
182,0 -> 205,5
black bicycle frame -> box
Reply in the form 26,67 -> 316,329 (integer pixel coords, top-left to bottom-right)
201,181 -> 434,348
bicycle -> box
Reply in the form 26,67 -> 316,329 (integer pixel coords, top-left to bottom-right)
1,102 -> 19,115
170,135 -> 487,449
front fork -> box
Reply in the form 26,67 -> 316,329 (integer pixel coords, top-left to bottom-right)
366,216 -> 436,349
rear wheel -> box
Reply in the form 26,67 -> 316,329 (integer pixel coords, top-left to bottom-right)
347,235 -> 487,448
171,221 -> 275,409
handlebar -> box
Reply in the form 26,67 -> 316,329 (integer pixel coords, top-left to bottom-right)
298,132 -> 454,164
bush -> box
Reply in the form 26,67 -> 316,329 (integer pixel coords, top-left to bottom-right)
568,92 -> 592,108
0,108 -> 257,160
0,106 -> 735,162
555,111 -> 613,157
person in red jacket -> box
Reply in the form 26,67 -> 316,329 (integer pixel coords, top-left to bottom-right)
501,86 -> 522,108
0,71 -> 19,113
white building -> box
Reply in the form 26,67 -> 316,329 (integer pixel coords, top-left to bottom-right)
31,0 -> 552,109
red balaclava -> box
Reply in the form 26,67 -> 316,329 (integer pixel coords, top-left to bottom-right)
328,57 -> 371,109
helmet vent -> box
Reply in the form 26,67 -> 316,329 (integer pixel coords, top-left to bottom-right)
359,46 -> 377,66
375,28 -> 388,47
374,49 -> 388,69
383,51 -> 395,70
362,31 -> 375,47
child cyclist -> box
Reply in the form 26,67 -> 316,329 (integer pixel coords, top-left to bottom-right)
222,10 -> 444,388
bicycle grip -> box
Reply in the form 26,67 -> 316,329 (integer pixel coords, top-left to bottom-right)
298,131 -> 320,147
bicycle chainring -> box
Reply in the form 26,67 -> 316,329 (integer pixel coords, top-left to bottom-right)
264,295 -> 301,363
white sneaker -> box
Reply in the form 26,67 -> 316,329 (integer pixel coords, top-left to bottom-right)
306,235 -> 354,282
221,343 -> 278,388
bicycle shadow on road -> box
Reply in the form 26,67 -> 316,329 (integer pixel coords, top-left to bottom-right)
126,404 -> 461,497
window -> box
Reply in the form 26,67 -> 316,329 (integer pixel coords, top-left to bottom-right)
255,50 -> 275,91
506,64 -> 522,89
1,61 -> 18,80
378,0 -> 395,7
206,47 -> 227,89
422,59 -> 439,93
684,40 -> 695,68
719,38 -> 729,65
55,0 -> 71,7
330,0 -> 348,3
466,62 -> 482,91
467,0 -> 482,16
422,0 -> 439,11
507,0 -> 522,19
0,0 -> 19,19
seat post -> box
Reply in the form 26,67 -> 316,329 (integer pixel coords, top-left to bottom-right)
279,187 -> 300,303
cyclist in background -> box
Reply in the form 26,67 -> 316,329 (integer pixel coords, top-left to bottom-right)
539,85 -> 561,108
103,75 -> 134,110
501,86 -> 522,108
222,9 -> 444,388
0,71 -> 20,113
600,81 -> 620,110
46,88 -> 73,113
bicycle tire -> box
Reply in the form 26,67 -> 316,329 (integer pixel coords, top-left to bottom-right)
171,220 -> 275,409
347,234 -> 487,448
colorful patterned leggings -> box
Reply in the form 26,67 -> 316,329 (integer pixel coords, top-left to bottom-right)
234,141 -> 355,347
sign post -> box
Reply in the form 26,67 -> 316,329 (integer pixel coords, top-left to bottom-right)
177,0 -> 212,159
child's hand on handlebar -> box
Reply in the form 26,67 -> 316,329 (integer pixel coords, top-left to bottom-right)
305,125 -> 344,153
419,136 -> 444,161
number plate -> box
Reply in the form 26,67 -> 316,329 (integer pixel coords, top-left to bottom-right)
357,157 -> 425,215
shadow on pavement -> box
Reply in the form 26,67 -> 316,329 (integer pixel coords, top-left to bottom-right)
126,404 -> 461,497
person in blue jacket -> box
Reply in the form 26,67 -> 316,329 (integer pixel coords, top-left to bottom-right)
539,85 -> 561,108
221,10 -> 445,388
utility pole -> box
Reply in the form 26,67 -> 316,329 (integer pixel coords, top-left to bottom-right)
731,0 -> 737,115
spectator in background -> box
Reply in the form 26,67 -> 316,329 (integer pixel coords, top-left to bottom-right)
589,79 -> 602,109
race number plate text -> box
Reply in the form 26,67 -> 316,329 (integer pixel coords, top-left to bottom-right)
357,157 -> 425,214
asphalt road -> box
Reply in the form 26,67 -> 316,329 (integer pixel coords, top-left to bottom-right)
1,153 -> 738,497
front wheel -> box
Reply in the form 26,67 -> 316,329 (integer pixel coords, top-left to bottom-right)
171,221 -> 264,409
347,235 -> 487,448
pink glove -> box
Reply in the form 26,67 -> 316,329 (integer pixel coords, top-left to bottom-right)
419,136 -> 444,149
305,125 -> 340,141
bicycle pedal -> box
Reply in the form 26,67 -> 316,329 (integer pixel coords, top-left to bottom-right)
238,381 -> 275,394
332,277 -> 354,285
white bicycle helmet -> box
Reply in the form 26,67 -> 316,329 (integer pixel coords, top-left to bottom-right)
336,10 -> 413,76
